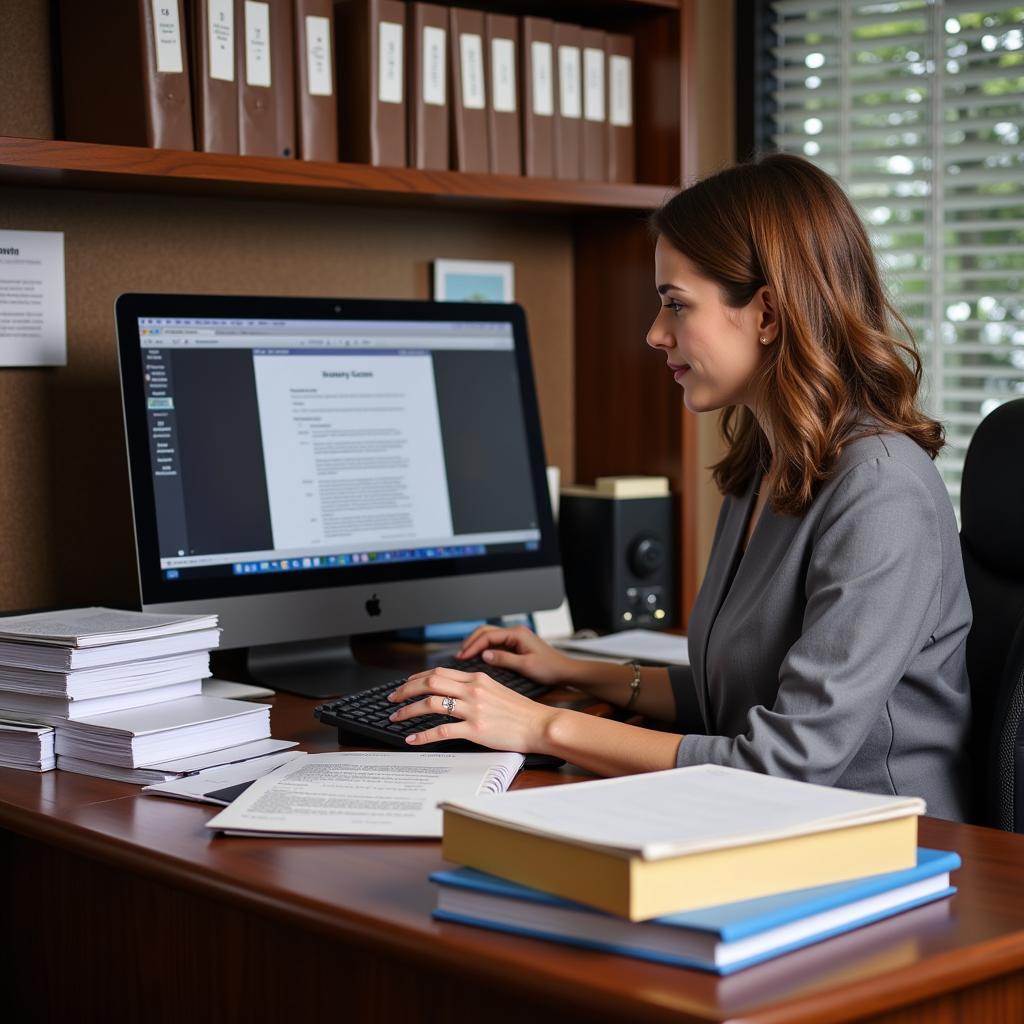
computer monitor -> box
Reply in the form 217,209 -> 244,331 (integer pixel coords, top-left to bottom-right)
114,294 -> 563,697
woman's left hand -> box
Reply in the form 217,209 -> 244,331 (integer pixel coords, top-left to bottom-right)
386,667 -> 557,752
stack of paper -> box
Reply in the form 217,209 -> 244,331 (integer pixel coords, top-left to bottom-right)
0,608 -> 275,782
553,629 -> 690,665
0,718 -> 55,772
54,696 -> 271,768
0,609 -> 219,725
142,748 -> 306,803
58,737 -> 298,785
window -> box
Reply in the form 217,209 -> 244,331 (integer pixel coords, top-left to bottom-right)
761,1 -> 1024,512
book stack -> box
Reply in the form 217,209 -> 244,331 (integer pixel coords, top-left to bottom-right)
0,719 -> 55,772
433,765 -> 959,974
0,608 -> 280,784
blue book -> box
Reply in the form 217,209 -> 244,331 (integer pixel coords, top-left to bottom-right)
431,848 -> 959,975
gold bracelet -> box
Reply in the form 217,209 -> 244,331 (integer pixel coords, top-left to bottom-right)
625,660 -> 642,711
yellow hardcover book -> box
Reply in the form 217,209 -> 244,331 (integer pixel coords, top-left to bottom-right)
440,764 -> 923,921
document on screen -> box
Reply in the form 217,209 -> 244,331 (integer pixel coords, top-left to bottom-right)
252,351 -> 454,550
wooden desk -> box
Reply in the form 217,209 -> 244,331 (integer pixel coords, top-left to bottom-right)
4,691 -> 1024,1023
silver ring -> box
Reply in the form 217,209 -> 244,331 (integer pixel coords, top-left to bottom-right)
441,695 -> 456,715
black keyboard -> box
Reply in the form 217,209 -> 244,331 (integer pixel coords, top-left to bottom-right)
314,656 -> 563,767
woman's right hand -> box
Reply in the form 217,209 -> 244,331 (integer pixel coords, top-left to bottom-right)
456,624 -> 581,688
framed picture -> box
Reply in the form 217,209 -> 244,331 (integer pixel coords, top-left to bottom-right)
432,259 -> 515,303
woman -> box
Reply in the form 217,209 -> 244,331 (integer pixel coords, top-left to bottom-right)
387,154 -> 973,821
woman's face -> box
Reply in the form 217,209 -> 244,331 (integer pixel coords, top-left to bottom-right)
646,236 -> 771,415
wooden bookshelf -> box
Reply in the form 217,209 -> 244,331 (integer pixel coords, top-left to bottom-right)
0,137 -> 673,213
0,0 -> 701,623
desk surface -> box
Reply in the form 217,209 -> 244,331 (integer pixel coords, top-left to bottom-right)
4,691 -> 1024,1023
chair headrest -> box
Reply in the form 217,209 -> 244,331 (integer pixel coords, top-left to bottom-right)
961,397 -> 1024,578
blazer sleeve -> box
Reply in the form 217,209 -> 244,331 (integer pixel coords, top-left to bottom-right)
675,456 -> 943,784
668,665 -> 705,733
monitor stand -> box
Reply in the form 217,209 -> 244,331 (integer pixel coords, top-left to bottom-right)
243,637 -> 399,699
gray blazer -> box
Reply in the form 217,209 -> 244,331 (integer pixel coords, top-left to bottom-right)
669,430 -> 972,821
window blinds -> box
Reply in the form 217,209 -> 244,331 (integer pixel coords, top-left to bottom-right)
768,1 -> 1024,510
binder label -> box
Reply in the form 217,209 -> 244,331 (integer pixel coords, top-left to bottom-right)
491,38 -> 517,114
531,41 -> 553,118
305,15 -> 333,96
423,26 -> 447,106
244,1 -> 272,88
558,46 -> 581,120
207,0 -> 235,82
609,55 -> 633,127
151,0 -> 184,75
583,47 -> 605,123
379,22 -> 404,104
460,34 -> 486,111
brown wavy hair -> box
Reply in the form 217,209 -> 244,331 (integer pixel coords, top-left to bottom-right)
650,153 -> 944,516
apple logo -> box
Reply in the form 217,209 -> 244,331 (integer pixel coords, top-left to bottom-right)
365,594 -> 382,617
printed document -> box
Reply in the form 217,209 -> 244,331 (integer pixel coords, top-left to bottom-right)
206,751 -> 524,838
0,229 -> 66,366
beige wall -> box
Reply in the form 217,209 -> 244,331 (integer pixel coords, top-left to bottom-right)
691,0 -> 736,585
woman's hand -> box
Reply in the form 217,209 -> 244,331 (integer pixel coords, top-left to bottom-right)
455,624 -> 581,688
386,666 -> 558,752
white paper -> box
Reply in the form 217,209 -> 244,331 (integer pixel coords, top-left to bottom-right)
558,45 -> 581,119
555,629 -> 690,666
305,15 -> 333,96
531,41 -> 554,117
442,764 -> 926,861
423,26 -> 446,106
143,749 -> 306,803
0,718 -> 53,735
0,651 -> 211,699
583,47 -> 605,122
378,21 -> 404,104
244,0 -> 272,88
460,33 -> 486,110
57,695 -> 266,738
206,751 -> 524,838
0,679 -> 202,725
54,696 -> 270,767
151,0 -> 184,74
0,229 -> 66,367
144,736 -> 297,772
0,607 -> 216,646
491,37 -> 517,113
609,54 -> 633,127
207,0 -> 235,82
0,628 -> 220,671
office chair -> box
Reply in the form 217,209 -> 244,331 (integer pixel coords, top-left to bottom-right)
959,397 -> 1024,829
993,618 -> 1024,831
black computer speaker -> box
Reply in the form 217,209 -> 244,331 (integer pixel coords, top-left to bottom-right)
558,488 -> 677,634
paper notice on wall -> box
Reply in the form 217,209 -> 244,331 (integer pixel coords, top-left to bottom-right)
0,230 -> 67,366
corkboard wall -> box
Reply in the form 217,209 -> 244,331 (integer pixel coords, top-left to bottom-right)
0,0 -> 55,140
0,185 -> 575,611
